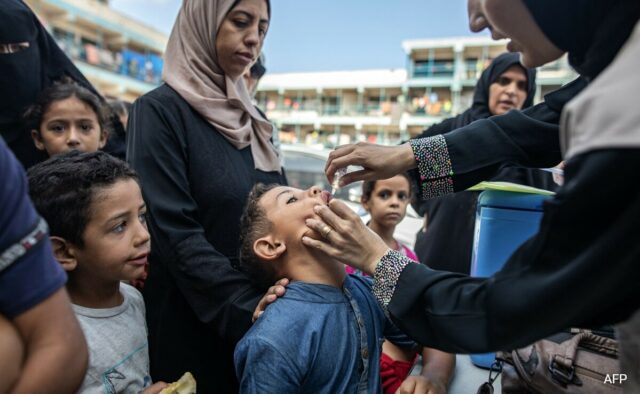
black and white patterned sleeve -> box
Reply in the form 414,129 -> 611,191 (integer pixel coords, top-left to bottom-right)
409,135 -> 455,200
371,249 -> 412,315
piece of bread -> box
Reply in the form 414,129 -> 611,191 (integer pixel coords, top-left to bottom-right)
159,372 -> 196,394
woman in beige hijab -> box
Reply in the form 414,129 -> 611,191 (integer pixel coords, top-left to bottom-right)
126,0 -> 285,392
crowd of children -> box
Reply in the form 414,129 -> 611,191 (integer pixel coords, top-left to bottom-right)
8,0 -> 639,392
1,80 -> 453,393
0,78 -> 452,393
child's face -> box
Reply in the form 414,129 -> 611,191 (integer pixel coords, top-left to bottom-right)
363,176 -> 411,229
32,96 -> 106,157
72,179 -> 150,285
259,186 -> 331,245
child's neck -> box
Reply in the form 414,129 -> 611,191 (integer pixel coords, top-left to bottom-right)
66,276 -> 124,309
282,247 -> 346,288
367,220 -> 397,250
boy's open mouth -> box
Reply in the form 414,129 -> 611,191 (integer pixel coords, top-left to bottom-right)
320,190 -> 331,204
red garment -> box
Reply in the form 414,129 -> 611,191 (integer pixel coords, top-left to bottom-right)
380,352 -> 417,394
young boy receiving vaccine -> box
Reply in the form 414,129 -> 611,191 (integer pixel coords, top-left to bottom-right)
25,81 -> 109,158
234,184 -> 453,393
27,151 -> 167,394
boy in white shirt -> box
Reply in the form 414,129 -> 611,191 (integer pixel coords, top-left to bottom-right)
28,151 -> 167,394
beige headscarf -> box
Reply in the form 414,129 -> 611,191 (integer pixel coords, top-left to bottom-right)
163,0 -> 280,173
560,20 -> 640,160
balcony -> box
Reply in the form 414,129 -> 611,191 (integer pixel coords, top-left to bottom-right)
54,36 -> 163,86
413,63 -> 454,78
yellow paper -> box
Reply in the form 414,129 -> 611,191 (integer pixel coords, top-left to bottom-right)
467,181 -> 556,196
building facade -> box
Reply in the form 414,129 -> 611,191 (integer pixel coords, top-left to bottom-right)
257,36 -> 576,147
24,0 -> 167,102
19,2 -> 577,142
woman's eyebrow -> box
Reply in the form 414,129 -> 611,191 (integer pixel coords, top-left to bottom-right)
232,9 -> 269,25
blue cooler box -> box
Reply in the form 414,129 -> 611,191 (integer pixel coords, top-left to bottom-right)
469,190 -> 551,368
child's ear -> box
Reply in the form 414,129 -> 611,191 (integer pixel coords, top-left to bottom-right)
98,130 -> 109,149
253,235 -> 287,261
50,236 -> 78,272
361,197 -> 371,212
31,130 -> 46,151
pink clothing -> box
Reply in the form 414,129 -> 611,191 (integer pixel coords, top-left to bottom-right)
346,240 -> 417,276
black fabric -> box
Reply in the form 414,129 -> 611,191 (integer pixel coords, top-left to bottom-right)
522,0 -> 640,80
0,0 -> 97,168
412,54 -> 550,274
127,84 -> 287,394
102,114 -> 127,161
391,148 -> 640,353
442,77 -> 587,193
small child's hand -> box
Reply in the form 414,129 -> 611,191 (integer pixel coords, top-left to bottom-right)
395,375 -> 446,394
141,381 -> 168,394
252,278 -> 289,322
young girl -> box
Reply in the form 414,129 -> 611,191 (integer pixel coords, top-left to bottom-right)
349,174 -> 425,394
25,81 -> 109,158
347,173 -> 418,278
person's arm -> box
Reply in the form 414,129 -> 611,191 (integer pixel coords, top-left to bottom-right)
0,139 -> 88,393
326,78 -> 587,197
396,348 -> 455,394
11,287 -> 88,394
384,150 -> 640,352
306,149 -> 640,353
0,314 -> 23,393
127,95 -> 262,344
234,337 -> 302,393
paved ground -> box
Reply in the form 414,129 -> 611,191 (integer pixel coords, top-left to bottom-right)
411,354 -> 502,393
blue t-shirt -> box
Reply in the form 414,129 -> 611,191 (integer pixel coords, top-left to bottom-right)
0,139 -> 66,318
234,275 -> 416,394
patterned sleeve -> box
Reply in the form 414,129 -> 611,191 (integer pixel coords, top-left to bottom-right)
371,249 -> 412,315
409,135 -> 455,200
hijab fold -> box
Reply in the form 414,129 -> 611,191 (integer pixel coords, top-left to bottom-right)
523,0 -> 640,80
163,0 -> 280,173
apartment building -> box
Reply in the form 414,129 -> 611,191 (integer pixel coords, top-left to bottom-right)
24,0 -> 167,102
257,36 -> 576,147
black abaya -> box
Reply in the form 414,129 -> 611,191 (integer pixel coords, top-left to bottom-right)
127,84 -> 286,393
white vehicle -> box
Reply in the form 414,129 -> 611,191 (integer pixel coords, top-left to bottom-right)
281,144 -> 422,248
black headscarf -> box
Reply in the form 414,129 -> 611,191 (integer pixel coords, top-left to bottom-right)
522,0 -> 640,80
0,0 -> 97,168
412,53 -> 551,275
440,52 -> 536,132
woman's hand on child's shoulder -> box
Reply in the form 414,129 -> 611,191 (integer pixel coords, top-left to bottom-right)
252,278 -> 289,322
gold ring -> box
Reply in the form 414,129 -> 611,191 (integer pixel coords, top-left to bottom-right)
322,226 -> 333,238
